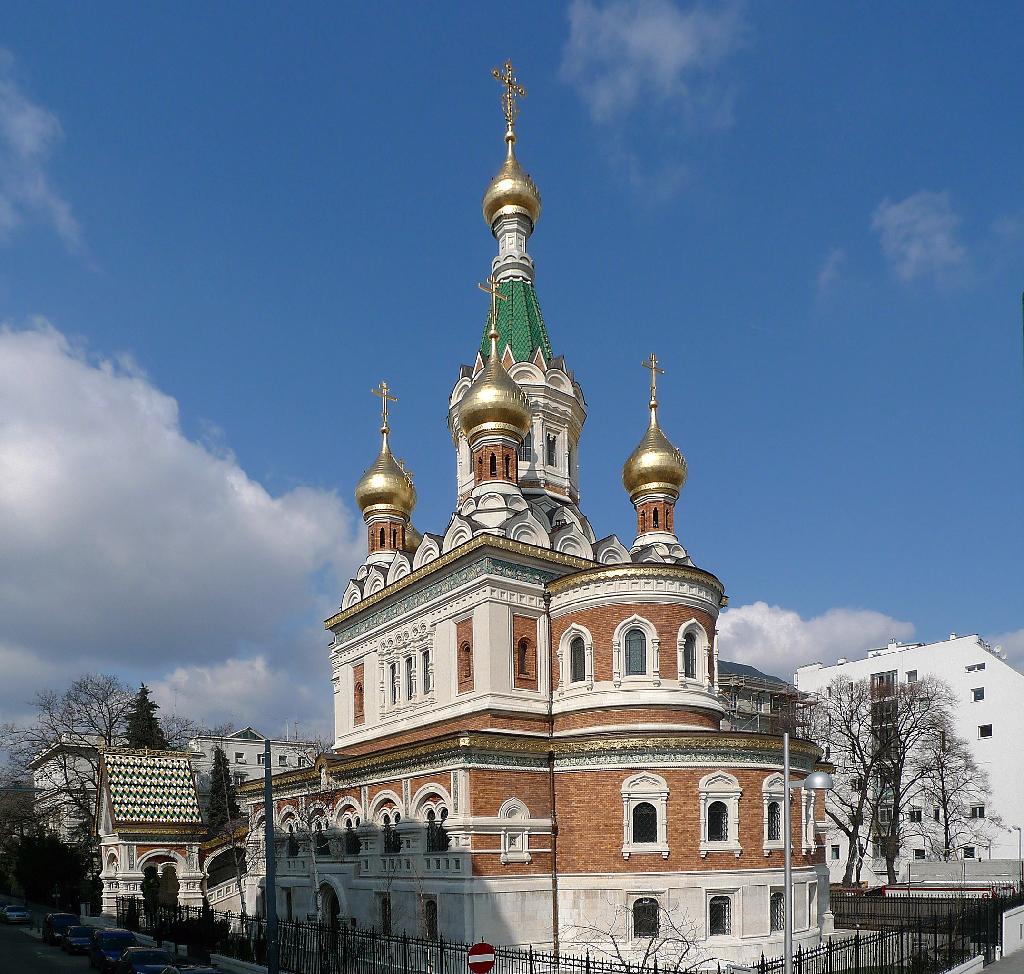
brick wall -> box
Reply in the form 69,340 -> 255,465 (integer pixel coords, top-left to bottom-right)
512,615 -> 539,690
353,662 -> 365,725
472,444 -> 519,485
635,498 -> 675,536
553,706 -> 720,732
339,711 -> 549,757
457,618 -> 474,693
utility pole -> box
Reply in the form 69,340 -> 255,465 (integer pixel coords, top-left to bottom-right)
263,740 -> 279,974
784,731 -> 793,974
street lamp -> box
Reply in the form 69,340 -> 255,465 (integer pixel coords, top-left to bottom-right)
784,731 -> 833,974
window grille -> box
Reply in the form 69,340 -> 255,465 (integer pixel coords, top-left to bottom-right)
424,898 -> 438,939
421,649 -> 432,694
770,891 -> 785,932
390,663 -> 399,706
570,636 -> 586,683
519,430 -> 532,463
632,802 -> 657,843
632,898 -> 659,938
425,808 -> 450,852
767,801 -> 781,841
683,632 -> 697,679
546,434 -> 556,466
708,801 -> 729,842
709,896 -> 732,935
625,628 -> 646,675
405,656 -> 415,700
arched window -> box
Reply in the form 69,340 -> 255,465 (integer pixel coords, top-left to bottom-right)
344,818 -> 361,855
424,898 -> 438,939
391,528 -> 397,548
477,456 -> 483,478
314,820 -> 329,856
489,453 -> 497,476
632,898 -> 659,938
379,527 -> 386,548
570,636 -> 586,683
767,801 -> 781,842
459,643 -> 472,682
519,430 -> 532,463
625,628 -> 647,676
504,455 -> 511,479
286,823 -> 299,857
770,890 -> 785,932
405,655 -> 415,700
425,807 -> 450,852
631,802 -> 657,843
421,649 -> 432,694
640,510 -> 647,533
683,632 -> 696,679
389,663 -> 399,705
709,896 -> 732,935
517,639 -> 529,675
652,507 -> 659,529
708,801 -> 729,842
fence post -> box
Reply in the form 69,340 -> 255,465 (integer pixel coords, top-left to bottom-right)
440,934 -> 446,974
530,944 -> 535,974
586,949 -> 591,974
854,930 -> 860,974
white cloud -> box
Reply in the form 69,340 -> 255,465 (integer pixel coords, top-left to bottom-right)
561,0 -> 746,124
0,50 -> 80,249
816,247 -> 845,294
0,321 -> 363,728
989,628 -> 1024,672
717,601 -> 916,681
871,190 -> 966,283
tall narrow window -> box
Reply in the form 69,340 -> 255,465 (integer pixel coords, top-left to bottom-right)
632,802 -> 657,843
391,528 -> 397,548
632,898 -> 659,938
683,632 -> 697,679
504,455 -> 511,479
770,891 -> 785,932
405,655 -> 415,701
566,444 -> 572,475
708,801 -> 729,842
489,453 -> 497,476
767,801 -> 781,841
421,649 -> 432,694
390,663 -> 399,706
379,893 -> 392,935
640,510 -> 647,532
424,898 -> 438,939
546,434 -> 556,466
570,636 -> 586,683
652,508 -> 659,529
625,628 -> 647,676
709,896 -> 732,935
519,430 -> 532,463
379,527 -> 386,548
517,639 -> 529,676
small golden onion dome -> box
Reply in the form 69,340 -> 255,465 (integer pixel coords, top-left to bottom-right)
404,522 -> 423,553
459,327 -> 532,443
354,427 -> 416,520
622,399 -> 688,503
482,127 -> 541,227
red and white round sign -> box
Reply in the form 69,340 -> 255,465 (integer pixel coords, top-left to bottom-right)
468,942 -> 496,974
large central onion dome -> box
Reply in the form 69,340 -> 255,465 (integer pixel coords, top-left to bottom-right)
355,427 -> 416,519
622,398 -> 688,503
459,326 -> 532,443
482,127 -> 541,228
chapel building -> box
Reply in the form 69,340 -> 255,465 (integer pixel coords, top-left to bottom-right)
240,64 -> 832,964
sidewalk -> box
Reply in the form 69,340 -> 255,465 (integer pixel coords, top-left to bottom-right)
988,950 -> 1024,974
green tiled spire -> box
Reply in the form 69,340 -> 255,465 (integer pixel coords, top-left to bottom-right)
479,279 -> 553,363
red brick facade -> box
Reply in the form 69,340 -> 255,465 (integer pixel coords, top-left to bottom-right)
456,618 -> 474,693
353,662 -> 365,725
635,498 -> 675,536
511,614 -> 538,690
367,520 -> 406,553
473,444 -> 519,486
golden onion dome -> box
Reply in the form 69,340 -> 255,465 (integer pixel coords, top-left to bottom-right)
622,398 -> 688,503
482,127 -> 541,227
459,326 -> 532,443
404,522 -> 423,553
354,427 -> 416,520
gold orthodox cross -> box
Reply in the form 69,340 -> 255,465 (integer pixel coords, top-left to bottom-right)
478,275 -> 508,329
492,60 -> 526,128
641,353 -> 665,399
371,380 -> 397,428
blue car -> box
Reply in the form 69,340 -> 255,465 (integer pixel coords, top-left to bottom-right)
1,904 -> 31,924
62,924 -> 96,954
113,947 -> 177,974
44,912 -> 80,944
89,928 -> 138,971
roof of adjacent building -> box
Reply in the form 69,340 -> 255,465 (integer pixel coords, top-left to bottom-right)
479,279 -> 552,363
101,748 -> 203,828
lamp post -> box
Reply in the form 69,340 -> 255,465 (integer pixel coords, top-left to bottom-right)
1011,826 -> 1022,893
784,731 -> 834,974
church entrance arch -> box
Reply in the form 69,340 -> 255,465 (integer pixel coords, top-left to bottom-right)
320,884 -> 341,930
158,865 -> 179,907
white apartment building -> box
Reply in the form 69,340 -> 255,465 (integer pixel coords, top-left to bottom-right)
796,634 -> 1024,884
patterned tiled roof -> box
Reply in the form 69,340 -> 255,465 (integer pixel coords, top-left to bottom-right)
479,279 -> 552,363
102,749 -> 203,826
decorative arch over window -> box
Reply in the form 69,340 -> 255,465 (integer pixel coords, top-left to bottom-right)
676,620 -> 709,687
762,773 -> 785,854
621,772 -> 669,859
612,615 -> 660,687
632,897 -> 660,938
698,772 -> 742,857
498,797 -> 532,864
557,624 -> 594,691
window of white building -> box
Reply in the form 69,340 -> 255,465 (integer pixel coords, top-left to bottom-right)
770,890 -> 785,932
909,807 -> 923,823
963,846 -> 976,859
405,656 -> 415,701
709,895 -> 732,936
970,804 -> 985,819
914,848 -> 925,859
979,724 -> 993,738
621,773 -> 669,859
830,844 -> 840,860
389,663 -> 400,706
972,687 -> 984,702
632,898 -> 659,938
422,648 -> 433,695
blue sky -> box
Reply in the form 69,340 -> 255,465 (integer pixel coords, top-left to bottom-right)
1,2 -> 1021,733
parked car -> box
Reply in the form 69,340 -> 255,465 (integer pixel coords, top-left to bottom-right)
156,966 -> 218,974
113,948 -> 177,974
1,904 -> 31,924
61,924 -> 96,954
43,912 -> 80,944
89,928 -> 138,971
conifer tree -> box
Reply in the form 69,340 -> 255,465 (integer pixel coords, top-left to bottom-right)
207,745 -> 240,834
124,683 -> 169,749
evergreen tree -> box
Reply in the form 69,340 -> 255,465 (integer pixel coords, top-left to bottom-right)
207,745 -> 240,834
124,683 -> 169,749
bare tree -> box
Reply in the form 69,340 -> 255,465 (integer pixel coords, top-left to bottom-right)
805,677 -> 880,885
912,717 -> 999,860
567,894 -> 708,974
868,675 -> 955,883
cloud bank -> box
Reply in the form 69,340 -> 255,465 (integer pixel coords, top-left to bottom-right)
0,321 -> 362,734
872,190 -> 966,283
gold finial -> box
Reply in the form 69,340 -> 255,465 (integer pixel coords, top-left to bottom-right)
477,274 -> 508,354
492,60 -> 526,134
371,380 -> 398,434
